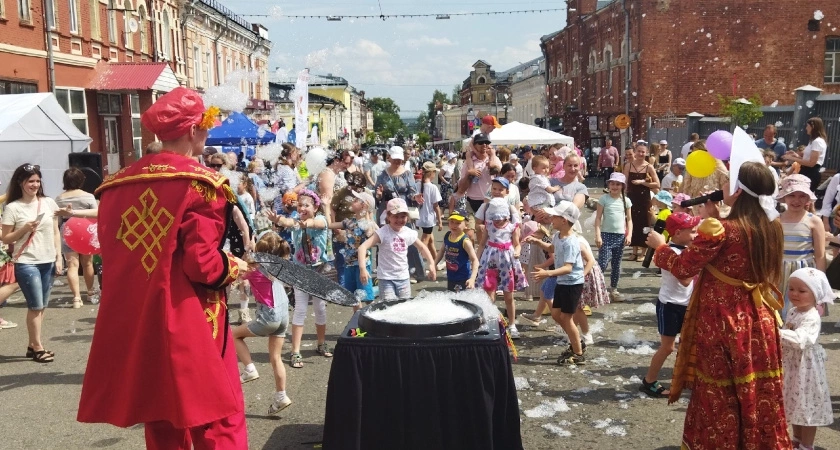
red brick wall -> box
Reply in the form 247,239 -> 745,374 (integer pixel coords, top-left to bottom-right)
543,0 -> 840,142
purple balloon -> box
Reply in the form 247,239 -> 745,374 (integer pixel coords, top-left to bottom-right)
706,130 -> 733,160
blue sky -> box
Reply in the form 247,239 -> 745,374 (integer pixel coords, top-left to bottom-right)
226,0 -> 567,117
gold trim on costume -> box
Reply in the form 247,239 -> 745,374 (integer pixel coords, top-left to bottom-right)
204,291 -> 227,339
117,188 -> 175,275
695,367 -> 783,387
190,180 -> 217,203
144,164 -> 176,173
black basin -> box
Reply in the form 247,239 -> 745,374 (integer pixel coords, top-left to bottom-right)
358,298 -> 483,338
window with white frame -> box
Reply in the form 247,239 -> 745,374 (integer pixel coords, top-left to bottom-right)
194,46 -> 203,88
161,10 -> 171,59
138,5 -> 147,53
826,37 -> 840,84
206,51 -> 214,87
55,88 -> 87,134
123,1 -> 133,49
130,94 -> 142,156
69,0 -> 79,33
108,7 -> 117,43
17,0 -> 30,21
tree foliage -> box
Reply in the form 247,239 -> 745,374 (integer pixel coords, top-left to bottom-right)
717,94 -> 764,128
368,97 -> 404,138
416,132 -> 430,148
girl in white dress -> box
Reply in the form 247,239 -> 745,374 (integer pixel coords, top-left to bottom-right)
782,268 -> 835,450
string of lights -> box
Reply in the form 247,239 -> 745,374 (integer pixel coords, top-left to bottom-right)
240,8 -> 567,19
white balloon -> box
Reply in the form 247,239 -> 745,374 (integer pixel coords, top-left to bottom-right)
305,146 -> 328,178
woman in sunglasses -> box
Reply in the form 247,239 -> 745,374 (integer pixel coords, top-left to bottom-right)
1,164 -> 63,363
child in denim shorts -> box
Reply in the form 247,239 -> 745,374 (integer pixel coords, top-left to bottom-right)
233,232 -> 293,415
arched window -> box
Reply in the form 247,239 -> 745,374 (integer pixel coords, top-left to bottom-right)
161,10 -> 171,60
477,76 -> 486,84
557,62 -> 562,79
572,53 -> 579,74
123,0 -> 133,49
604,45 -> 613,90
588,51 -> 596,74
137,5 -> 148,54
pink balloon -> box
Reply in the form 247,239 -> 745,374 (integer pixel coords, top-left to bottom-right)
62,218 -> 99,255
706,130 -> 733,160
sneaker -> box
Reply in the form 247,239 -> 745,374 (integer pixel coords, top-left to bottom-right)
518,313 -> 542,327
582,305 -> 592,316
240,369 -> 259,384
268,396 -> 292,415
240,309 -> 252,323
558,352 -> 586,366
436,260 -> 446,271
558,345 -> 575,360
410,278 -> 418,284
582,333 -> 594,345
509,325 -> 521,339
610,289 -> 625,302
0,318 -> 17,329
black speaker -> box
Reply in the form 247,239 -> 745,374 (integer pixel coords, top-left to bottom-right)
68,152 -> 104,194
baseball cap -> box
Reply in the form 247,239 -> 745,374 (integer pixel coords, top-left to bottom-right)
482,115 -> 502,129
608,172 -> 626,184
422,161 -> 439,172
389,146 -> 405,160
386,197 -> 409,214
351,190 -> 375,212
492,177 -> 510,189
659,139 -> 668,145
473,133 -> 491,145
445,152 -> 457,161
672,158 -> 686,167
665,212 -> 701,236
543,200 -> 581,224
509,153 -> 519,160
449,207 -> 468,221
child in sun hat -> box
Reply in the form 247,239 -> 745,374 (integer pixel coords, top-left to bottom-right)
435,207 -> 479,292
778,174 -> 826,317
781,268 -> 835,450
671,192 -> 692,214
595,172 -> 632,302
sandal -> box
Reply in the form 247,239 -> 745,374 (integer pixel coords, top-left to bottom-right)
290,353 -> 303,369
26,347 -> 54,358
639,378 -> 669,398
316,343 -> 334,358
31,349 -> 54,363
72,297 -> 82,309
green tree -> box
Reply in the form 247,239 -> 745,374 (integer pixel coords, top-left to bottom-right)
717,94 -> 764,128
451,84 -> 461,104
417,132 -> 430,148
414,111 -> 429,134
368,97 -> 404,138
365,130 -> 377,145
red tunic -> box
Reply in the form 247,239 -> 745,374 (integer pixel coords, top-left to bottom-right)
654,218 -> 790,450
78,152 -> 243,428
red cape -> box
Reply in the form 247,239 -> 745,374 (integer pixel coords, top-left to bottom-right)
78,152 -> 243,428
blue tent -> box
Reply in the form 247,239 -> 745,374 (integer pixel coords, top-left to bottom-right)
206,111 -> 275,146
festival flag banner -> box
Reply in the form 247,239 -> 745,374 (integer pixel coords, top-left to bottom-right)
294,68 -> 310,149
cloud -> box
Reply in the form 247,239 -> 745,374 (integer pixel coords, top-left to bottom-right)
400,36 -> 455,47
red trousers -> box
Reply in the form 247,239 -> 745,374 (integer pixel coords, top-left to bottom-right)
144,411 -> 248,450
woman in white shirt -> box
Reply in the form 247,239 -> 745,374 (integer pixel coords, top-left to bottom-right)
785,117 -> 828,192
1,164 -> 63,363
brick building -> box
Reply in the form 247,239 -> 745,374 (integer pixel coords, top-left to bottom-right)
541,0 -> 840,148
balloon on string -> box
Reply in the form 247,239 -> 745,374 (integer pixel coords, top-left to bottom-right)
305,146 -> 328,178
706,130 -> 733,160
685,151 -> 717,178
62,218 -> 100,255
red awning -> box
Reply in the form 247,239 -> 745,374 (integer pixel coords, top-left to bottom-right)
88,62 -> 179,92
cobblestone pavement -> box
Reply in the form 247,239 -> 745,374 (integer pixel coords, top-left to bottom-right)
0,179 -> 838,449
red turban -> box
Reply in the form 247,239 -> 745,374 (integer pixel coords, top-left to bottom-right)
141,87 -> 207,141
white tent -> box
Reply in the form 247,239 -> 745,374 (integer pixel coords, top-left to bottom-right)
488,121 -> 575,146
0,93 -> 92,196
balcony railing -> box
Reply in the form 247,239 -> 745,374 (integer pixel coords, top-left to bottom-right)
199,0 -> 252,31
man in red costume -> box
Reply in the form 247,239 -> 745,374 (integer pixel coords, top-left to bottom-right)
77,87 -> 250,449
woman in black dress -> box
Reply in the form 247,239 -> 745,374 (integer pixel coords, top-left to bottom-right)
623,144 -> 660,261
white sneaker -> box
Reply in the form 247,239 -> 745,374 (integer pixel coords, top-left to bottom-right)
509,325 -> 521,339
582,333 -> 594,345
240,369 -> 259,383
268,396 -> 292,415
240,309 -> 252,323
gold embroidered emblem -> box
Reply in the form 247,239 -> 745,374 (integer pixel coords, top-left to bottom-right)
144,164 -> 176,173
204,291 -> 226,339
190,180 -> 217,203
117,188 -> 175,275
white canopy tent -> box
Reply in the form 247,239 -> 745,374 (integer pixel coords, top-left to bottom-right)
488,121 -> 575,146
0,93 -> 92,196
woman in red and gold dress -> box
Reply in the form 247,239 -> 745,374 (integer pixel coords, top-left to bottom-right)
647,160 -> 791,449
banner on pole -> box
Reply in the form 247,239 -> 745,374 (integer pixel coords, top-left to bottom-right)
294,69 -> 310,149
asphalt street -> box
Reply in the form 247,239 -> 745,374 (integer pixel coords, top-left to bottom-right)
1,180 -> 839,449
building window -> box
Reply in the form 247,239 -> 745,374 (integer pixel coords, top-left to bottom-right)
69,0 -> 79,33
477,76 -> 486,84
206,51 -> 214,86
0,80 -> 37,94
193,46 -> 202,88
46,0 -> 57,28
17,0 -> 30,21
123,1 -> 133,49
138,5 -> 147,53
130,94 -> 142,155
826,37 -> 840,84
89,0 -> 100,39
55,88 -> 88,134
97,93 -> 122,115
161,10 -> 171,59
108,7 -> 117,43
605,50 -> 613,90
479,93 -> 486,102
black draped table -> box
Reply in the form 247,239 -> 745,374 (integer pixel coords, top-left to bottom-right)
322,312 -> 523,450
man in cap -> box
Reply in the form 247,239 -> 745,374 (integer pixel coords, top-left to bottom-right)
78,87 -> 249,449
